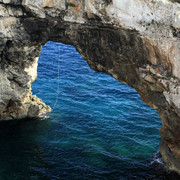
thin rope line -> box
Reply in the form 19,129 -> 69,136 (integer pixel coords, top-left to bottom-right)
52,44 -> 60,110
0,71 -> 3,120
0,71 -> 3,103
0,76 -> 1,101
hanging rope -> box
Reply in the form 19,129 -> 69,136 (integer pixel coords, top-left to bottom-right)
0,73 -> 2,102
52,43 -> 60,111
0,71 -> 2,120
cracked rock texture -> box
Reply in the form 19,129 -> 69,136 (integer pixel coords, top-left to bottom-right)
0,0 -> 180,174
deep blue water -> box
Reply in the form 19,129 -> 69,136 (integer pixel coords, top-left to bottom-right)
0,41 -> 180,179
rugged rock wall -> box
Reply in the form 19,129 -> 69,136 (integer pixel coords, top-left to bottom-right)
0,0 -> 180,174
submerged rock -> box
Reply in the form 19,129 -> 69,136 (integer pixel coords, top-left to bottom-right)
0,0 -> 180,174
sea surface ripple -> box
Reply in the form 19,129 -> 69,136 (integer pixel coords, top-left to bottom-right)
0,42 -> 180,179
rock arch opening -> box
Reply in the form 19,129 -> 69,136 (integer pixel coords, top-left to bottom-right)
32,41 -> 162,171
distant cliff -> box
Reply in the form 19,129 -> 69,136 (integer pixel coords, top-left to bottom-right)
0,0 -> 180,174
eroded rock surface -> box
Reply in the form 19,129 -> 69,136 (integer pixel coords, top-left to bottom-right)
0,0 -> 180,174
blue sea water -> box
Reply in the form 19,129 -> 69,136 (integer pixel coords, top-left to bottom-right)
0,41 -> 180,179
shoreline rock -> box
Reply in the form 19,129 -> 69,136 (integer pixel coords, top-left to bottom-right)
0,0 -> 180,174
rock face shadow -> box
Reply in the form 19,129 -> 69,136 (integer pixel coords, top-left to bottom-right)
0,0 -> 180,174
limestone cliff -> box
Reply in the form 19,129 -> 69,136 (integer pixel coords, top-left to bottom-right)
0,0 -> 180,174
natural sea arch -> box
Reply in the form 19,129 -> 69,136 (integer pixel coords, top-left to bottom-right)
0,0 -> 179,175
0,22 -> 180,174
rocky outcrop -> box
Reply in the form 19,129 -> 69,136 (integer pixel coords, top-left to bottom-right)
0,0 -> 180,174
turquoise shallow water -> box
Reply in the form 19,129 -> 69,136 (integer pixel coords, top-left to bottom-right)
0,41 -> 180,179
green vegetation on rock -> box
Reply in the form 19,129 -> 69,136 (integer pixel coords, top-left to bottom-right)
65,1 -> 76,9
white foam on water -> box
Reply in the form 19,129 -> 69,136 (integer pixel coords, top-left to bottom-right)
150,151 -> 164,166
